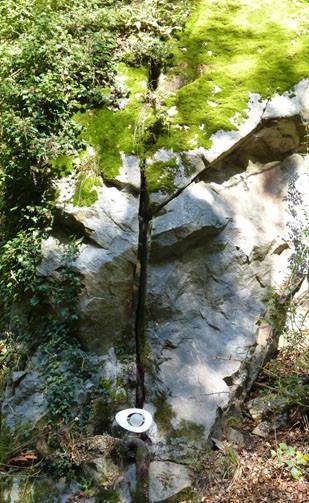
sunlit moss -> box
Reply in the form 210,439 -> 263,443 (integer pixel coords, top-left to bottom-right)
72,173 -> 101,207
51,154 -> 74,178
52,0 -> 308,194
153,0 -> 309,152
75,64 -> 150,181
145,156 -> 178,193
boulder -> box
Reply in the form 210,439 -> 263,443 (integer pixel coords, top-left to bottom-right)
145,152 -> 307,444
1,370 -> 47,431
149,461 -> 192,503
39,182 -> 140,354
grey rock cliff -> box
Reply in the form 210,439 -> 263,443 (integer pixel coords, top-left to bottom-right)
145,150 -> 307,447
39,183 -> 140,354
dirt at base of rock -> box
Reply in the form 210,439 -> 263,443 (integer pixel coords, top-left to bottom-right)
195,345 -> 309,503
199,427 -> 308,503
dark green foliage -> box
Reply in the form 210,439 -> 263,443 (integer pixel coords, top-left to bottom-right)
0,0 -> 118,421
0,0 -> 116,234
37,239 -> 94,423
0,0 -> 118,326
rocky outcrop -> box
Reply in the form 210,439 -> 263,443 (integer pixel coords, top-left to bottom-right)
39,182 -> 140,354
149,461 -> 192,502
145,150 -> 307,449
2,105 -> 307,502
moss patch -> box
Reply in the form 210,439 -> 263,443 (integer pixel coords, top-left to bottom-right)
51,155 -> 74,178
55,0 -> 308,194
75,64 -> 150,181
145,156 -> 178,193
153,0 -> 309,153
72,172 -> 101,207
153,393 -> 176,434
172,419 -> 205,442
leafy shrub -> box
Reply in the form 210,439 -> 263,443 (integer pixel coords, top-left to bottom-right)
271,442 -> 308,480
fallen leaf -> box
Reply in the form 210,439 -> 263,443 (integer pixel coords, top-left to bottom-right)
8,452 -> 38,466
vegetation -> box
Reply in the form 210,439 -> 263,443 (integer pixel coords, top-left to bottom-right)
271,442 -> 308,481
0,0 -> 307,500
153,0 -> 309,153
145,156 -> 179,193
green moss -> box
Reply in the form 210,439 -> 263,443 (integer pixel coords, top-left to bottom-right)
51,154 -> 74,178
172,419 -> 205,442
55,0 -> 308,195
96,489 -> 120,503
153,393 -> 176,434
87,376 -> 129,434
75,64 -> 150,181
153,395 -> 206,441
145,156 -> 178,193
153,0 -> 309,152
99,378 -> 114,392
72,173 -> 101,207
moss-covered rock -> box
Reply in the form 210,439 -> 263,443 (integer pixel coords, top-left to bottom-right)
154,0 -> 308,153
53,1 -> 307,196
75,64 -> 149,181
72,172 -> 101,207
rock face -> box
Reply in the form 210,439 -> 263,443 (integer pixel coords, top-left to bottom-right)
2,105 -> 307,501
35,113 -> 307,499
39,182 -> 140,354
149,461 -> 192,502
145,148 -> 308,444
1,370 -> 47,431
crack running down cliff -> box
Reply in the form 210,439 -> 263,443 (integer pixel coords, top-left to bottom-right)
134,161 -> 150,408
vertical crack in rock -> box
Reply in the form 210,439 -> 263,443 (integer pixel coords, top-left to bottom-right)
134,63 -> 162,408
134,160 -> 150,408
131,160 -> 151,503
148,58 -> 161,92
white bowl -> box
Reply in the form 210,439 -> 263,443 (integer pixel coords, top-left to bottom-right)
115,408 -> 153,433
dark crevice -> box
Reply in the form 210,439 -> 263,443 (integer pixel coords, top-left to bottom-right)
148,58 -> 161,91
134,161 -> 150,409
133,62 -> 164,409
132,161 -> 151,503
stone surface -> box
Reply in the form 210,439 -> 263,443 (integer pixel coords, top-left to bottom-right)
252,421 -> 271,438
39,182 -> 139,353
6,105 -> 307,503
247,394 -> 290,421
147,148 -> 206,208
148,86 -> 308,206
226,427 -> 247,447
1,370 -> 47,431
82,456 -> 121,487
0,476 -> 81,503
149,461 -> 192,503
1,349 -> 123,430
116,154 -> 141,192
145,150 -> 308,443
150,182 -> 230,259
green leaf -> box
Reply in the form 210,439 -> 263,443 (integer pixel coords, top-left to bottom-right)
290,467 -> 301,480
279,442 -> 288,451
